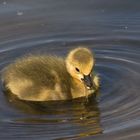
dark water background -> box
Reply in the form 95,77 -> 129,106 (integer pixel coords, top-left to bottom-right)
0,0 -> 140,139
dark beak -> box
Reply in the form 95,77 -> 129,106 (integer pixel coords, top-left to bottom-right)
83,74 -> 96,90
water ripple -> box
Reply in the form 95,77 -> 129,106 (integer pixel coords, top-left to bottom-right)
0,36 -> 139,140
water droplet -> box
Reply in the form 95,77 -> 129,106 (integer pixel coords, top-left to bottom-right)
80,117 -> 84,120
124,26 -> 128,29
101,9 -> 105,13
61,119 -> 68,122
3,1 -> 7,5
17,11 -> 23,16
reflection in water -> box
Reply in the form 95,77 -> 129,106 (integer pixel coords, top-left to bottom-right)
4,92 -> 102,139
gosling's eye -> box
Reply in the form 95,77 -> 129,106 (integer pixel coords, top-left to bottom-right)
75,67 -> 80,72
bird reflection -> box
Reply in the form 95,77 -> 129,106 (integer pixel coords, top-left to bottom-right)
4,90 -> 102,137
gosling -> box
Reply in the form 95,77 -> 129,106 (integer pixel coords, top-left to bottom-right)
2,47 -> 99,101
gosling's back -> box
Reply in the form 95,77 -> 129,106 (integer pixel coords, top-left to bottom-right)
2,55 -> 72,101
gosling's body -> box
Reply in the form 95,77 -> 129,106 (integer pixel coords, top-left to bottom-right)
2,48 -> 99,101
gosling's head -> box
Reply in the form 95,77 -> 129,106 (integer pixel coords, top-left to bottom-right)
66,47 -> 96,90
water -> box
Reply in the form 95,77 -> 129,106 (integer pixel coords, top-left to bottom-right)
0,0 -> 140,139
